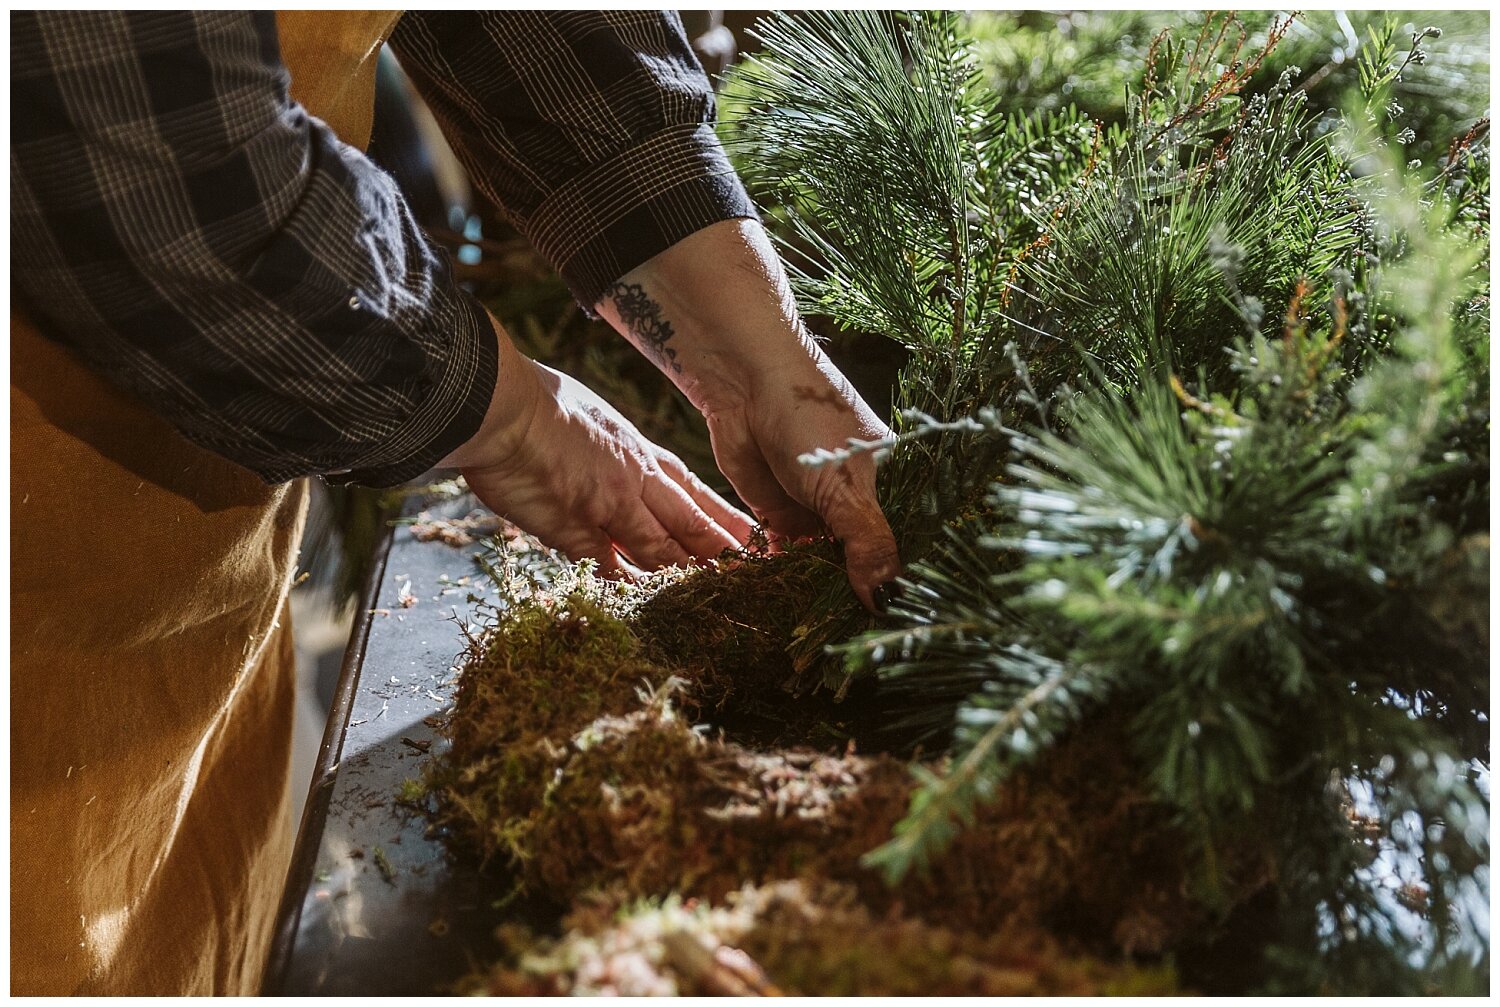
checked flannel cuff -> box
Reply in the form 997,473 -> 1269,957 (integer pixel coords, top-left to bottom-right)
529,122 -> 760,313
390,11 -> 761,318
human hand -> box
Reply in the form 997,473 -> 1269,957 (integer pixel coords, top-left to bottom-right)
701,334 -> 900,612
597,220 -> 901,610
442,316 -> 752,575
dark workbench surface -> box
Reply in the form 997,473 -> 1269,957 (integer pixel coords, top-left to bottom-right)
264,493 -> 511,995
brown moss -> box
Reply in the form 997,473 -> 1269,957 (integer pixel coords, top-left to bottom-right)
429,547 -> 1261,989
466,879 -> 1183,995
629,546 -> 840,698
625,547 -> 924,751
457,693 -> 1206,950
432,584 -> 1214,949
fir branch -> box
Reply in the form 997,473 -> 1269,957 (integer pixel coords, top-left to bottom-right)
861,655 -> 1090,883
724,10 -> 1096,686
725,15 -> 1485,984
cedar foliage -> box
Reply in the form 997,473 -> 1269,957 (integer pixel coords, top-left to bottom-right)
719,10 -> 1489,993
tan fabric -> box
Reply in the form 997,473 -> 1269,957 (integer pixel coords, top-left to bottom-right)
276,10 -> 402,151
9,12 -> 395,994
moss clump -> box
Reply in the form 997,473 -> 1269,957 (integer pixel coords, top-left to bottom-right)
427,545 -> 1262,990
628,547 -> 922,751
447,589 -> 659,751
428,586 -> 678,865
456,688 -> 1214,951
628,546 -> 842,701
429,563 -> 1232,950
465,879 -> 1182,995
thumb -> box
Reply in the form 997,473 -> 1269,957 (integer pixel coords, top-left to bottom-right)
814,470 -> 901,613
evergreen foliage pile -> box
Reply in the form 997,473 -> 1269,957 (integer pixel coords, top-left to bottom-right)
968,9 -> 1490,158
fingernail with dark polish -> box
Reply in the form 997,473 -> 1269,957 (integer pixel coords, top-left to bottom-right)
872,583 -> 891,614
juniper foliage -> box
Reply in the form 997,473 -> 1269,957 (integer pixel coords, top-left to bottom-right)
724,10 -> 1489,993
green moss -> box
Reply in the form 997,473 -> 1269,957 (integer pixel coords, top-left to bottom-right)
423,584 -> 672,865
395,778 -> 427,804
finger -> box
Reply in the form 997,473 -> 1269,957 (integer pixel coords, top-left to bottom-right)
655,451 -> 756,546
707,423 -> 821,540
642,475 -> 743,561
756,498 -> 823,542
723,453 -> 822,541
613,550 -> 648,582
606,500 -> 694,571
813,468 -> 901,613
546,528 -> 637,580
552,528 -> 626,577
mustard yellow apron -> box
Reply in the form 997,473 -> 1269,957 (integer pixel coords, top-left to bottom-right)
10,12 -> 399,994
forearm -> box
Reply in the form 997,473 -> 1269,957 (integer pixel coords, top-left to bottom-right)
437,311 -> 544,471
595,219 -> 832,417
593,217 -> 901,609
392,11 -> 759,312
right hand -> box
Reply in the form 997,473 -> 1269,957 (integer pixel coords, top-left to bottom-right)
443,317 -> 753,576
699,332 -> 901,612
596,220 -> 902,611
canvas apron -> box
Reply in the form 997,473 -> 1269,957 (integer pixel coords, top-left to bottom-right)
9,12 -> 401,994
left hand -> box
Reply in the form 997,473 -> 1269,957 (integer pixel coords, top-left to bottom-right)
442,313 -> 752,575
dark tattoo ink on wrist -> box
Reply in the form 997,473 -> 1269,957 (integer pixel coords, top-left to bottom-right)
606,282 -> 681,374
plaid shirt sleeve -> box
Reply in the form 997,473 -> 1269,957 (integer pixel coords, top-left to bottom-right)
10,11 -> 497,487
388,11 -> 760,313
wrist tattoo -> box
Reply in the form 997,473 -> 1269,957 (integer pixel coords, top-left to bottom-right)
606,282 -> 681,374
